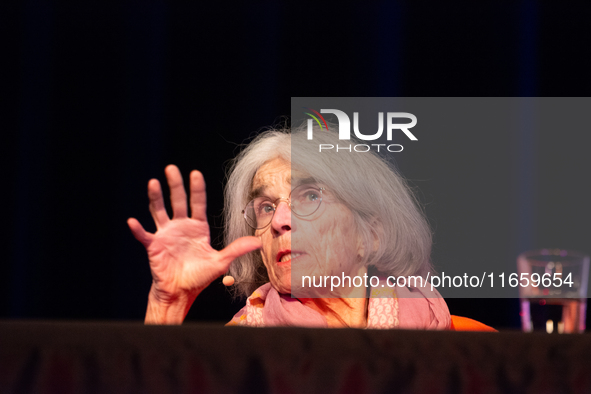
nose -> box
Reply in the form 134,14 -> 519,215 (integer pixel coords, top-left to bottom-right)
271,200 -> 291,235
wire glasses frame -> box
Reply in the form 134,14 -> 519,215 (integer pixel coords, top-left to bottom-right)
242,184 -> 325,229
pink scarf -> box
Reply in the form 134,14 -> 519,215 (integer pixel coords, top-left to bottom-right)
227,279 -> 451,329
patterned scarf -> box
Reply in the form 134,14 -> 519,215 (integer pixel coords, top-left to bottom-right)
227,278 -> 451,329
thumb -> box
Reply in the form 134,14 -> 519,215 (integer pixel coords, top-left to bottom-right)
218,236 -> 262,266
127,218 -> 153,247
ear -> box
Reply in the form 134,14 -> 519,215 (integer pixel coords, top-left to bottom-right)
357,218 -> 382,259
357,234 -> 366,258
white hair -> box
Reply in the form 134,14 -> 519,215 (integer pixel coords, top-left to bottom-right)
225,122 -> 433,299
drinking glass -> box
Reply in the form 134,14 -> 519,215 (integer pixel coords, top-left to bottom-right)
518,249 -> 589,333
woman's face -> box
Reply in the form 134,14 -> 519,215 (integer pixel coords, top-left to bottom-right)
252,157 -> 364,295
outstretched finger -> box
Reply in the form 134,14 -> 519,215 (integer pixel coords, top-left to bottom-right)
148,179 -> 170,228
190,170 -> 207,221
218,236 -> 262,268
165,165 -> 188,219
127,217 -> 154,247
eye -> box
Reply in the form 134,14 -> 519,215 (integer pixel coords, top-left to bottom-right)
257,201 -> 275,216
304,191 -> 319,202
294,187 -> 321,204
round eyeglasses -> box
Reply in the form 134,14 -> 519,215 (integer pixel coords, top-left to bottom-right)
242,184 -> 324,229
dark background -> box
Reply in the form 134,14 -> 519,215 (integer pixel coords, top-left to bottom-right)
2,1 -> 591,329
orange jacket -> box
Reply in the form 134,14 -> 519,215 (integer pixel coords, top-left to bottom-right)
450,315 -> 497,332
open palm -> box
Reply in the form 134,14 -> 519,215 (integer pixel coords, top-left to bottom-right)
128,165 -> 261,304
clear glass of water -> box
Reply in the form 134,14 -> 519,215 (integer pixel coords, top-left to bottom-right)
518,249 -> 589,333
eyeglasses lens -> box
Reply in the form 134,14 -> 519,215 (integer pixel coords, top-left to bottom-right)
243,184 -> 323,229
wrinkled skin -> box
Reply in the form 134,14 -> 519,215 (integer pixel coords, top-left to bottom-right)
253,157 -> 366,298
128,165 -> 261,323
129,160 -> 367,325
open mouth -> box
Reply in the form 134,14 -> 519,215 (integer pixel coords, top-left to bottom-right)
276,250 -> 303,264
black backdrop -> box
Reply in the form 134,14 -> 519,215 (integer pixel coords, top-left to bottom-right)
2,1 -> 591,328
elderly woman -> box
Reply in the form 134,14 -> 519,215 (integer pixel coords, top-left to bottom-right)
128,124 -> 490,330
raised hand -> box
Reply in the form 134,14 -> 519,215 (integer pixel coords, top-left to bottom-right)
128,165 -> 261,324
